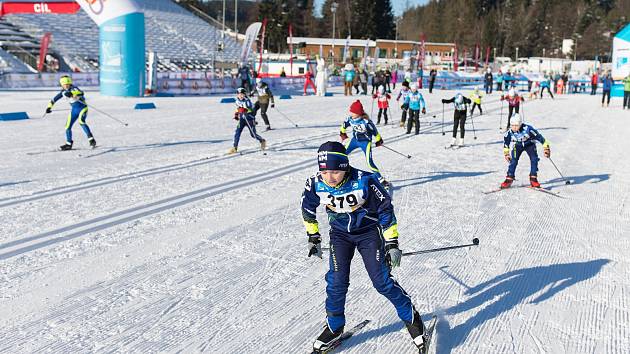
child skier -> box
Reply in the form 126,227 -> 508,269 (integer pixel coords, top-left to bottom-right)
45,75 -> 96,150
469,86 -> 483,116
302,141 -> 428,353
500,88 -> 524,131
396,81 -> 411,127
500,113 -> 551,189
372,85 -> 391,125
339,100 -> 388,187
228,87 -> 266,154
405,83 -> 426,135
442,93 -> 471,147
250,81 -> 275,131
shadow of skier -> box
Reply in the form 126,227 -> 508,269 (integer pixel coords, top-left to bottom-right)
436,259 -> 610,353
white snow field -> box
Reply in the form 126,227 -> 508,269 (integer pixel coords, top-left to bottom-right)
0,86 -> 629,354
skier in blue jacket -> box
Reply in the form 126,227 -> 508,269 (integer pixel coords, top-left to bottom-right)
302,141 -> 427,353
500,113 -> 551,189
404,83 -> 426,135
45,75 -> 96,151
339,100 -> 389,187
228,88 -> 266,154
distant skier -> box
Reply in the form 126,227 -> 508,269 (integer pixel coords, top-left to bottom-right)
396,81 -> 411,127
484,68 -> 493,94
539,76 -> 555,99
428,69 -> 437,93
372,85 -> 391,125
601,73 -> 613,107
500,113 -> 551,189
469,86 -> 483,116
501,88 -> 524,131
228,87 -> 266,154
250,81 -> 275,131
339,100 -> 388,187
45,75 -> 96,151
238,64 -> 252,93
442,93 -> 471,147
405,83 -> 427,135
302,141 -> 427,353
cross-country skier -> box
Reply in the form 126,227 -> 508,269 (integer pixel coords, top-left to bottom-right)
500,113 -> 551,189
339,100 -> 388,187
469,86 -> 483,116
539,76 -> 555,99
442,93 -> 471,147
250,81 -> 275,131
45,75 -> 96,151
302,141 -> 427,353
396,81 -> 411,127
228,87 -> 266,154
373,85 -> 391,125
500,88 -> 524,131
405,83 -> 426,135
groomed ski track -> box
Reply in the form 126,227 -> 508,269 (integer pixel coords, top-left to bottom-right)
0,87 -> 629,353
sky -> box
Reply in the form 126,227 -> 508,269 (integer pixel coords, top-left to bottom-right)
313,0 -> 429,17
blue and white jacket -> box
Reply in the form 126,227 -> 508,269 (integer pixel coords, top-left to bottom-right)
340,116 -> 382,143
48,85 -> 87,109
503,124 -> 550,152
404,91 -> 426,111
301,167 -> 398,240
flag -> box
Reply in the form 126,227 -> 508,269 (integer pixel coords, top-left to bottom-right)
37,32 -> 52,72
240,22 -> 262,66
288,23 -> 293,76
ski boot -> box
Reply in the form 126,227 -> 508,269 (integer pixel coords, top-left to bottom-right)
88,137 -> 97,149
59,141 -> 73,151
458,137 -> 464,147
405,308 -> 428,353
529,175 -> 541,188
449,137 -> 457,147
260,139 -> 267,150
399,120 -> 405,127
265,125 -> 272,131
312,324 -> 344,353
227,146 -> 238,154
500,176 -> 514,189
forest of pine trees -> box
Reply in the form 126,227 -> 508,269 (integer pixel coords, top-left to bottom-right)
180,0 -> 629,60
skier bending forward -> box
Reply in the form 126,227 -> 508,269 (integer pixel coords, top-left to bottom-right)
302,141 -> 427,353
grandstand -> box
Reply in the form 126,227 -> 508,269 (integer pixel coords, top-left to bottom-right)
0,0 -> 241,73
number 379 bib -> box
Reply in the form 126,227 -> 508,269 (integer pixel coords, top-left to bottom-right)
321,190 -> 365,213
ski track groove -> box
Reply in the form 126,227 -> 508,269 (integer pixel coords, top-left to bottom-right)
2,91 -> 629,353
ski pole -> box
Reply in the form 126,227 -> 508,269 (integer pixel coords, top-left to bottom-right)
402,238 -> 479,256
469,112 -> 478,140
273,107 -> 299,127
382,144 -> 412,159
441,103 -> 445,136
370,97 -> 375,118
499,100 -> 504,131
548,157 -> 571,185
87,104 -> 129,126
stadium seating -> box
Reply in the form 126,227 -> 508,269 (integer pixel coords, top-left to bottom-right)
1,0 -> 241,72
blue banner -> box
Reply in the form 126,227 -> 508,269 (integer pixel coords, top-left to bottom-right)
99,12 -> 145,96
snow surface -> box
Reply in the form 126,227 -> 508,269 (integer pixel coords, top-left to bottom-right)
0,87 -> 629,354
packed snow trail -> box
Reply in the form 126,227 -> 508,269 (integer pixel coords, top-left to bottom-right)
0,88 -> 629,353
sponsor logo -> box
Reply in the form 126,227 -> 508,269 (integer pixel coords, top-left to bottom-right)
371,184 -> 385,201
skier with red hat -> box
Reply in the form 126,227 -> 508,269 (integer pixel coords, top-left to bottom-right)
339,100 -> 389,189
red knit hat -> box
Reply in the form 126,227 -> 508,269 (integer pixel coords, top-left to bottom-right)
349,100 -> 364,115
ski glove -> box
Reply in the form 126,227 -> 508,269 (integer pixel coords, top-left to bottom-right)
544,147 -> 551,158
422,108 -> 426,114
271,103 -> 275,108
375,139 -> 384,147
233,112 -> 239,120
503,147 -> 511,162
340,132 -> 348,141
45,107 -> 52,114
385,240 -> 402,269
63,91 -> 73,98
308,234 -> 322,259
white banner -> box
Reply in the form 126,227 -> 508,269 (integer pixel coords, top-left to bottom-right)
342,35 -> 351,63
76,0 -> 141,26
612,36 -> 630,80
240,22 -> 262,66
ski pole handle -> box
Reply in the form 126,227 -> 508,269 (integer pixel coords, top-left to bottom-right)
402,238 -> 479,256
